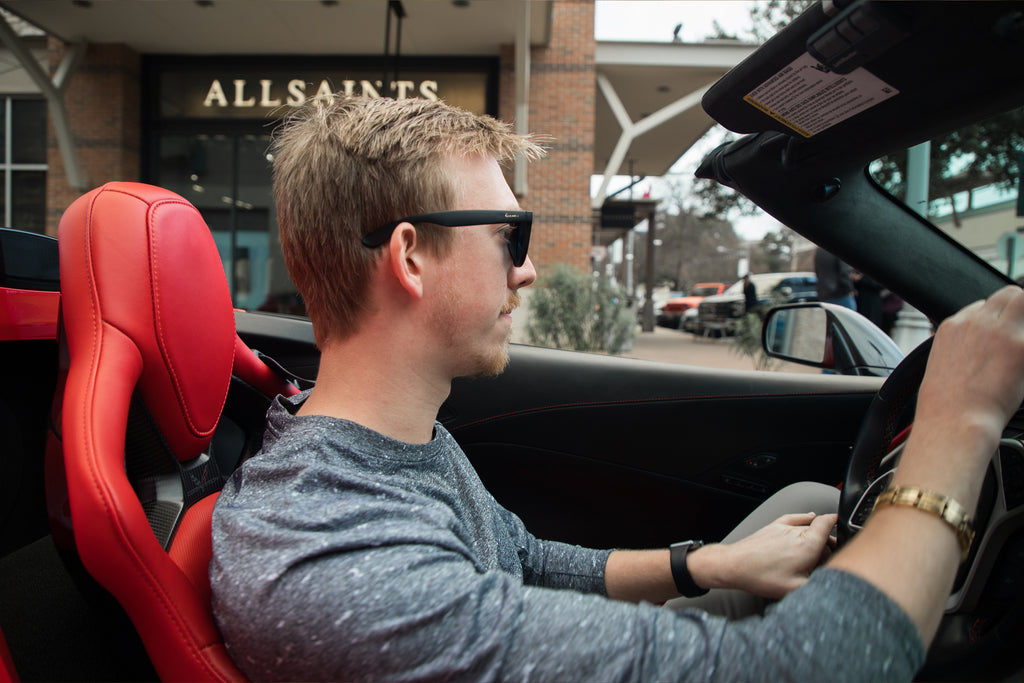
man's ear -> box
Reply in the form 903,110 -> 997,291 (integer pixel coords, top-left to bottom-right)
388,222 -> 425,299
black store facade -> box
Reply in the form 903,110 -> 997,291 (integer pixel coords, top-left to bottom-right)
146,56 -> 498,313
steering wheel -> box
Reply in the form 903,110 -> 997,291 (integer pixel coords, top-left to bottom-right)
837,337 -> 932,543
836,335 -> 1024,680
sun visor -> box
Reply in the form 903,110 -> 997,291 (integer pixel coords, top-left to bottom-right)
701,1 -> 1024,153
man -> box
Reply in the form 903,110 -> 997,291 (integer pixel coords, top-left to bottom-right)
742,273 -> 760,321
211,95 -> 1024,681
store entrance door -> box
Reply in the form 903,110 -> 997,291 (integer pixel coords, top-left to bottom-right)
153,132 -> 299,314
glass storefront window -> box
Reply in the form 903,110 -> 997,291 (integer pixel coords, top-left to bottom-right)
0,97 -> 47,232
155,132 -> 299,313
11,171 -> 45,230
11,99 -> 46,164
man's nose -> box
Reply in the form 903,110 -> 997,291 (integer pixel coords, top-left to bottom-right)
512,255 -> 537,289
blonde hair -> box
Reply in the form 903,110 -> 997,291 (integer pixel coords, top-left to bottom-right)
271,95 -> 545,346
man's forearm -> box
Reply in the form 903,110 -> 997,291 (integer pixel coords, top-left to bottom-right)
604,548 -> 679,604
603,545 -> 747,603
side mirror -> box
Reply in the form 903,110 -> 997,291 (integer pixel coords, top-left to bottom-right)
762,302 -> 905,377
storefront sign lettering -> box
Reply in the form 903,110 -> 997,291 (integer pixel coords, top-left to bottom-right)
202,78 -> 440,109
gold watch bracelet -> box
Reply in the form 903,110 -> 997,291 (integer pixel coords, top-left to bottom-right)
872,485 -> 976,562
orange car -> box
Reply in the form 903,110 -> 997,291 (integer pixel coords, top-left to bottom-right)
656,282 -> 726,329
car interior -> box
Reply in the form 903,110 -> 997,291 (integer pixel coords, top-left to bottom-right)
1,1 -> 1023,681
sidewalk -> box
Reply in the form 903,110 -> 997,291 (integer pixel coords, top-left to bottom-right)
621,324 -> 815,373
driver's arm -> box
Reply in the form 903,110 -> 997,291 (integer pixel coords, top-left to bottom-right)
829,284 -> 1024,646
605,511 -> 837,603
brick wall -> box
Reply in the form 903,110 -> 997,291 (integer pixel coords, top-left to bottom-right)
46,39 -> 141,236
500,0 -> 595,276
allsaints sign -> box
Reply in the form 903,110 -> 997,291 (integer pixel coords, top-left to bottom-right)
201,78 -> 440,109
154,61 -> 495,120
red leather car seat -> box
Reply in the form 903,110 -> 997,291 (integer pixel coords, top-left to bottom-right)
57,182 -> 298,682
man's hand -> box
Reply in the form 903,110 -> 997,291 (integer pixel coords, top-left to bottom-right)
688,512 -> 838,600
910,285 -> 1024,489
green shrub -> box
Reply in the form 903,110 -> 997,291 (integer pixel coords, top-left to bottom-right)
526,264 -> 636,354
729,303 -> 785,371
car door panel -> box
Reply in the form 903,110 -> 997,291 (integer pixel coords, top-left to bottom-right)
443,345 -> 881,547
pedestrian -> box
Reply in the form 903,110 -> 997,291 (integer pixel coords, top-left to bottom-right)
742,273 -> 758,312
853,270 -> 884,327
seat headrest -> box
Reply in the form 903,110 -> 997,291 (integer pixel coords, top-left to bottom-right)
58,182 -> 235,460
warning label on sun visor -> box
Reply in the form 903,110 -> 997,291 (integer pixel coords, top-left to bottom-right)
743,52 -> 899,138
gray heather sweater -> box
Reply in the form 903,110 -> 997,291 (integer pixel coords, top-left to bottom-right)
210,391 -> 924,682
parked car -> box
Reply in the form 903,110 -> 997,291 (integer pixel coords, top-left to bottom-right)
2,2 -> 1024,681
695,272 -> 817,335
680,306 -> 701,334
656,282 -> 727,329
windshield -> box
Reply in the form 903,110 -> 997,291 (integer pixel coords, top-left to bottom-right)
721,280 -> 744,295
869,105 -> 1023,281
690,286 -> 720,297
752,274 -> 788,295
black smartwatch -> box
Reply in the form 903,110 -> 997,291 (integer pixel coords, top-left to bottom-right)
669,540 -> 708,597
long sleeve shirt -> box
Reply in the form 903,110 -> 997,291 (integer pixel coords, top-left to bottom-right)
210,391 -> 924,682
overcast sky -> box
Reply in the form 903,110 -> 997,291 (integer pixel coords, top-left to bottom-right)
595,1 -> 758,43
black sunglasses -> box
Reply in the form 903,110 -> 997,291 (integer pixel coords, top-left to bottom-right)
361,209 -> 532,267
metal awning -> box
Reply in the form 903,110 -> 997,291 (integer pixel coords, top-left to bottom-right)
593,40 -> 756,208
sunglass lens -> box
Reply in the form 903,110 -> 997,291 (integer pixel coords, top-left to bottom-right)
511,224 -> 531,267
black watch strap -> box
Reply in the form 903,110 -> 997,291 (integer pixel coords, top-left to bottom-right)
669,540 -> 709,597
